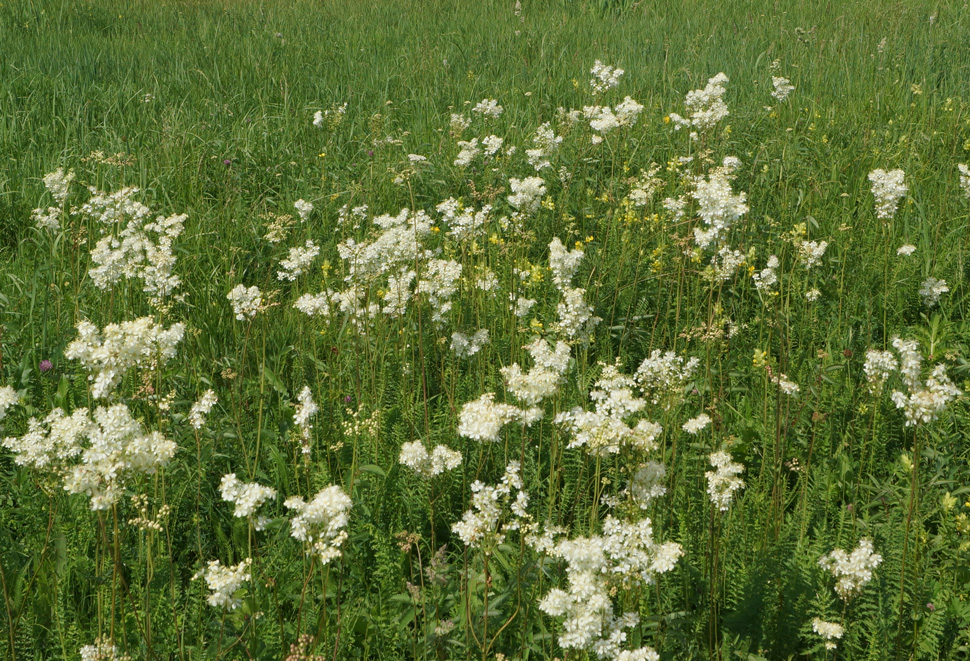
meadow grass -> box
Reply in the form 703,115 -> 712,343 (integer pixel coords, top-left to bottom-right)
2,0 -> 970,659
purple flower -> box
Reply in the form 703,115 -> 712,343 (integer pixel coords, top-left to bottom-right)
367,150 -> 374,157
223,159 -> 232,166
39,360 -> 53,373
926,602 -> 935,611
344,395 -> 352,404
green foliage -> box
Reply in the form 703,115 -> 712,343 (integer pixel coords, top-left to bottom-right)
2,0 -> 970,659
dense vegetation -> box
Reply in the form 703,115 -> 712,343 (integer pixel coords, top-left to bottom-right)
2,0 -> 970,659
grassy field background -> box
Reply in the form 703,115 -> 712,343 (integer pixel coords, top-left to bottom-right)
2,0 -> 970,659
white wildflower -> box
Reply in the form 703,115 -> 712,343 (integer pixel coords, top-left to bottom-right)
472,99 -> 503,119
863,350 -> 897,392
399,441 -> 462,478
630,461 -> 667,508
770,76 -> 794,101
451,329 -> 490,358
294,199 -> 313,222
220,473 -> 277,520
897,244 -> 916,256
819,538 -> 882,601
482,135 -> 504,156
812,618 -> 845,650
64,318 -> 184,399
458,393 -> 541,443
194,558 -> 252,609
452,461 -> 528,551
284,485 -> 352,564
43,168 -> 75,204
0,386 -> 19,421
189,389 -> 218,430
798,240 -> 828,270
227,284 -> 263,321
706,451 -> 745,512
454,138 -> 480,167
682,413 -> 711,434
590,60 -> 624,95
508,177 -> 547,215
634,350 -> 700,409
919,276 -> 948,308
958,163 -> 970,199
277,240 -> 320,281
868,169 -> 907,219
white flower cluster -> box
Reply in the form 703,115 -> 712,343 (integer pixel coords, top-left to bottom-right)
690,159 -> 749,249
888,338 -> 961,426
500,337 -> 571,405
897,244 -> 916,256
627,165 -> 662,207
451,461 -> 529,552
43,167 -> 75,204
220,473 -> 277,524
868,169 -> 907,219
79,637 -> 129,661
457,393 -> 542,442
557,286 -> 599,341
508,176 -> 547,215
668,72 -> 730,134
195,558 -> 252,610
771,373 -> 800,396
770,76 -> 795,101
482,135 -> 504,156
454,138 -> 480,167
3,404 -> 176,510
682,413 -> 711,435
284,485 -> 352,564
294,198 -> 313,222
537,516 -> 680,659
548,238 -> 601,342
526,122 -> 562,171
549,237 -> 585,288
417,258 -> 463,324
556,362 -> 662,457
707,246 -> 746,282
706,451 -> 745,512
863,350 -> 897,392
65,318 -> 185,399
819,538 -> 882,601
227,284 -> 264,321
189,389 -> 218,430
752,255 -> 780,292
338,208 -> 433,283
277,240 -> 320,281
398,441 -> 462,478
811,618 -> 845,650
590,60 -> 624,95
436,198 -> 491,241
3,407 -> 87,469
583,97 -> 644,141
633,349 -> 700,410
959,164 -> 970,199
451,329 -> 490,358
629,461 -> 667,508
472,98 -> 503,119
797,240 -> 828,270
32,168 -> 76,230
919,276 -> 948,308
80,185 -> 187,304
0,385 -> 19,421
293,386 -> 319,453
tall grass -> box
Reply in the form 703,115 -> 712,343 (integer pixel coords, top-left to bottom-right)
2,0 -> 970,659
